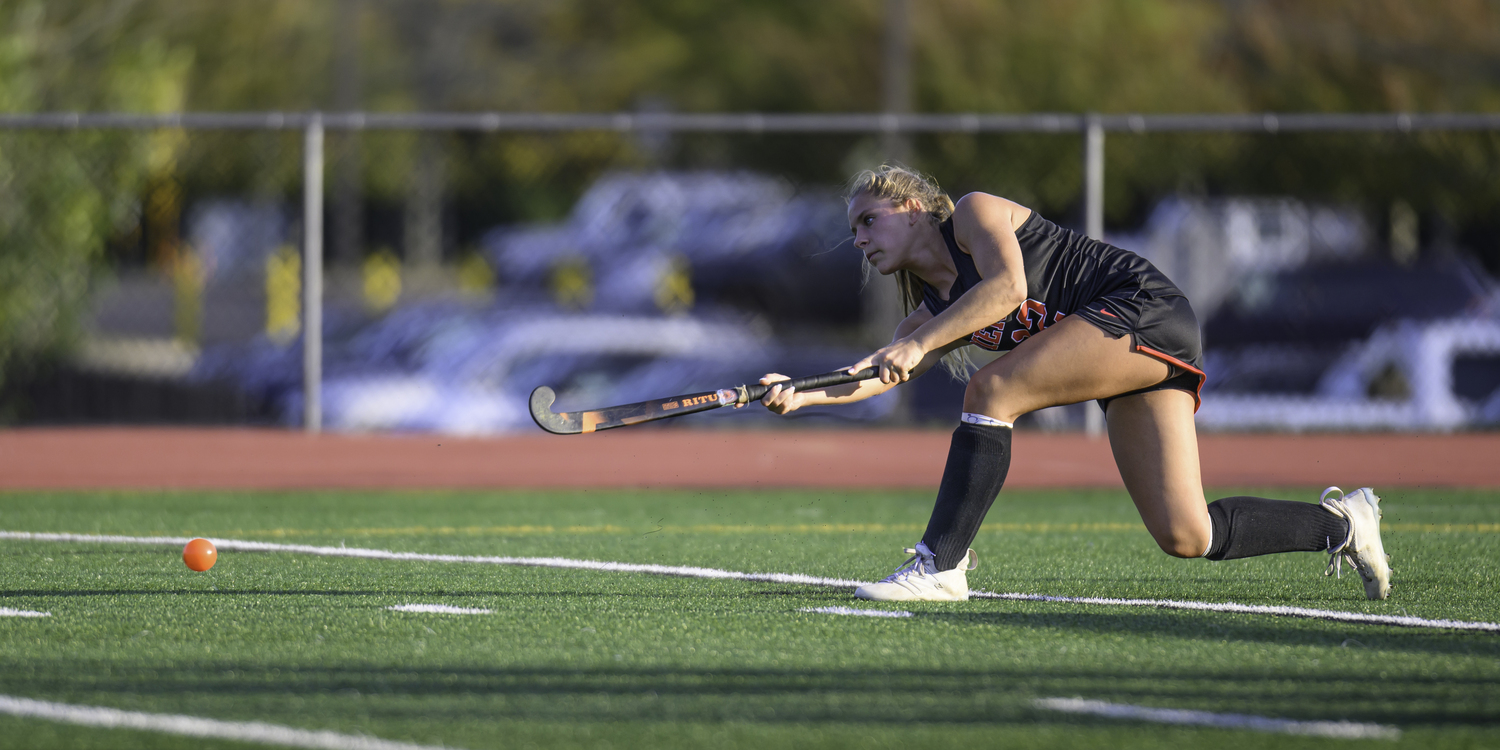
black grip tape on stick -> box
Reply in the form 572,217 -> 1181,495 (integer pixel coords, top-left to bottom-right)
737,367 -> 879,404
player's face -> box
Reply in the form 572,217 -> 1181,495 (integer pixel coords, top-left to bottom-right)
849,194 -> 917,274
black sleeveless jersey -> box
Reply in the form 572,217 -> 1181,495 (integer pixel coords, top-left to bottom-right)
920,211 -> 1185,352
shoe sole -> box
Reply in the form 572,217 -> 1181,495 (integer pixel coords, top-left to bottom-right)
853,584 -> 968,602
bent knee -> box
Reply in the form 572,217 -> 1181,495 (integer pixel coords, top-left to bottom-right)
965,371 -> 1000,400
1151,527 -> 1210,559
963,372 -> 1017,415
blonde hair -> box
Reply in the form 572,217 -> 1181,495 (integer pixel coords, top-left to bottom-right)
845,164 -> 977,381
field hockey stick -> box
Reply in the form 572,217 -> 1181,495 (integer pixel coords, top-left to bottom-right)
529,367 -> 879,435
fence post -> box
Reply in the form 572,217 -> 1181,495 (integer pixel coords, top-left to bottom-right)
1083,114 -> 1106,438
303,113 -> 324,434
880,0 -> 911,164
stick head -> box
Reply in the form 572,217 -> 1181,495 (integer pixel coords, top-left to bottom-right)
529,386 -> 582,434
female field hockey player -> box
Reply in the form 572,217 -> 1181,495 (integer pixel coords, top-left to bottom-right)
756,165 -> 1391,602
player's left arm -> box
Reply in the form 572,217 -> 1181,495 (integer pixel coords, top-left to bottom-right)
908,193 -> 1029,352
859,193 -> 1030,383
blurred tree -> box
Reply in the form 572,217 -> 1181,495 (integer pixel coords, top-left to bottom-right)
1222,0 -> 1500,113
396,0 -> 1246,230
911,0 -> 1240,222
0,0 -> 194,396
4,0 -> 1500,390
1217,0 -> 1500,270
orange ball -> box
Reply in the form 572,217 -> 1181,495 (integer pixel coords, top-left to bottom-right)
183,538 -> 217,572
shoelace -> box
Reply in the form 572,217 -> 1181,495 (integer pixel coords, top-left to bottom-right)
1326,549 -> 1354,579
1328,547 -> 1381,583
881,547 -> 936,582
1321,487 -> 1356,580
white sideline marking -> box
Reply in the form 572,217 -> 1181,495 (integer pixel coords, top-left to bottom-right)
4,530 -> 1497,632
1034,697 -> 1400,740
387,604 -> 492,615
800,606 -> 913,618
0,694 -> 456,750
0,608 -> 50,618
0,531 -> 867,588
971,590 -> 1500,632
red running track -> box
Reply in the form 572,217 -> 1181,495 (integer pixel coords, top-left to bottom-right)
2,427 -> 1497,490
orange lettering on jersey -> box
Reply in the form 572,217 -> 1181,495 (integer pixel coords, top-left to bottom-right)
1016,299 -> 1047,329
971,299 -> 1057,351
971,325 -> 1004,350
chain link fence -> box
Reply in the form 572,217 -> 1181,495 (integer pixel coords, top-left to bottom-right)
2,112 -> 1499,433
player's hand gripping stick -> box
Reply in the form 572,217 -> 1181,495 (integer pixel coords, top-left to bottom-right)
529,367 -> 879,435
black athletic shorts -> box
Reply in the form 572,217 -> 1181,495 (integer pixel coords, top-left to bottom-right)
1071,289 -> 1206,413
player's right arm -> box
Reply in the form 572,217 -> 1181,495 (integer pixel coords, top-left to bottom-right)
758,304 -> 964,415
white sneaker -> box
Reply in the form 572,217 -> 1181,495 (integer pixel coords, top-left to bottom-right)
853,542 -> 977,602
1320,486 -> 1392,600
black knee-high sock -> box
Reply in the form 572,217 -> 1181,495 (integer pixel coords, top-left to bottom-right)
1204,496 -> 1351,561
920,422 -> 1012,571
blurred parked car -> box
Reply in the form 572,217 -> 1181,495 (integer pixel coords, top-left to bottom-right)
189,169 -> 891,433
195,302 -> 896,434
482,170 -> 862,325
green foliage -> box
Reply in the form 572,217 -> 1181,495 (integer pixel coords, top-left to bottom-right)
1212,2 -> 1500,259
0,130 -> 117,385
3,0 -> 1500,382
0,1 -> 195,390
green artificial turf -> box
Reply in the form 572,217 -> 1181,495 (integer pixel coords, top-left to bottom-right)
1,486 -> 1497,749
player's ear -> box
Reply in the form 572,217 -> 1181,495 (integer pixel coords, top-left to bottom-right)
904,197 -> 923,223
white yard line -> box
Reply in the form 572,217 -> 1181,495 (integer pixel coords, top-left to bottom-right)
800,606 -> 913,618
0,531 -> 868,588
0,608 -> 50,618
387,604 -> 492,615
1034,697 -> 1401,740
974,591 -> 1500,631
4,530 -> 1496,632
0,694 -> 456,750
